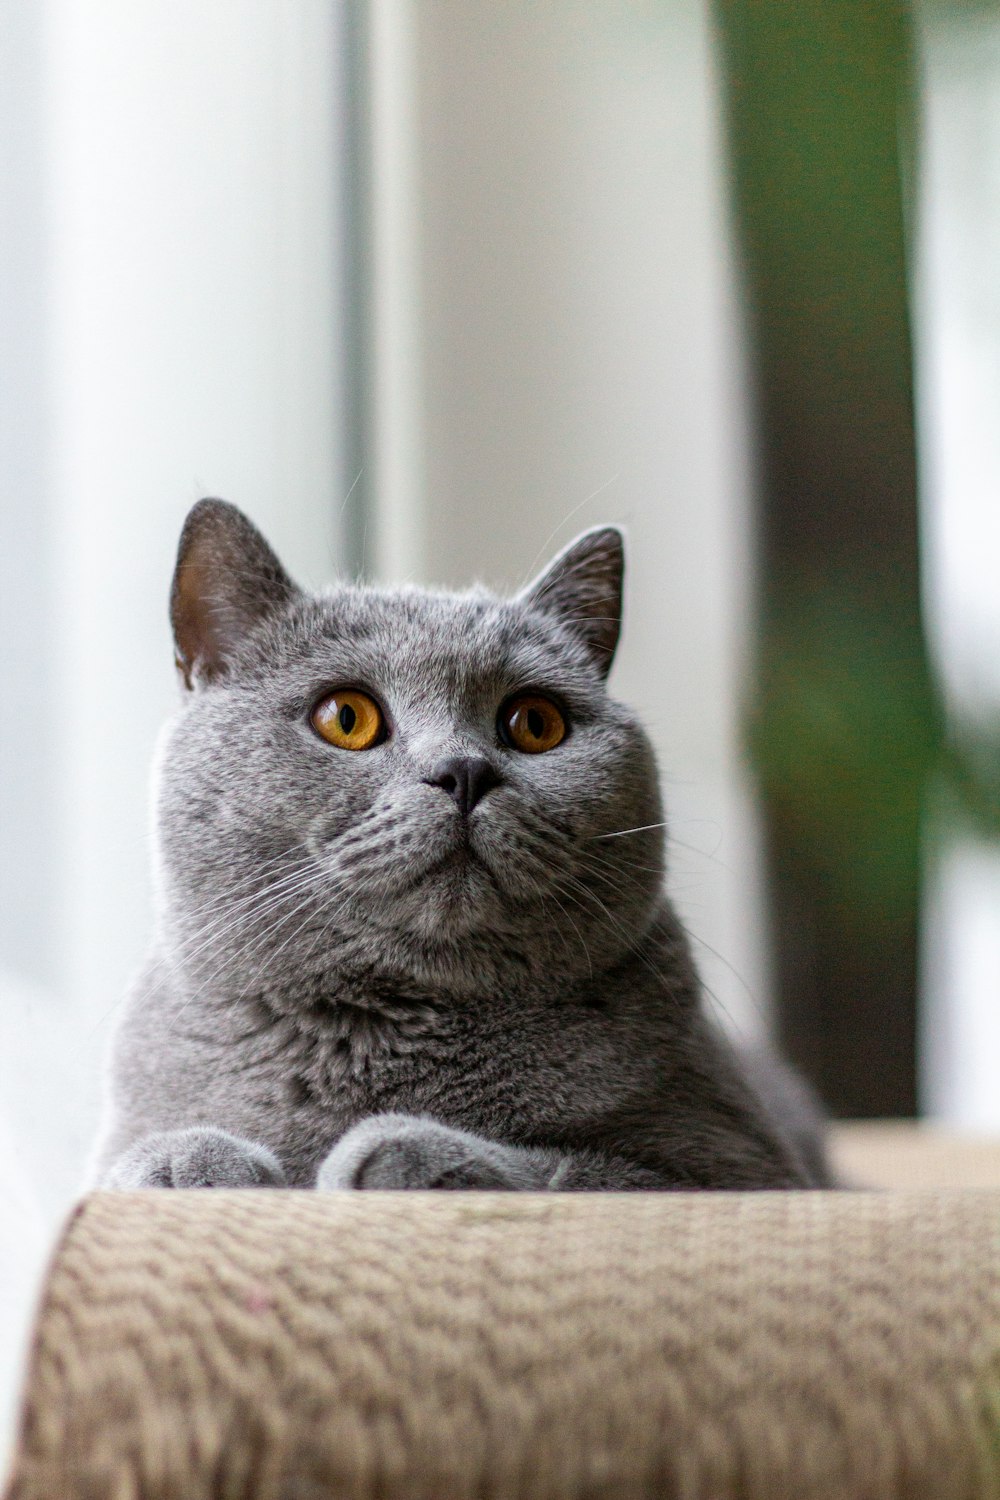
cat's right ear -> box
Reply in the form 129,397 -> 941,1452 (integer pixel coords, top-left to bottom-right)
518,526 -> 625,677
170,499 -> 299,689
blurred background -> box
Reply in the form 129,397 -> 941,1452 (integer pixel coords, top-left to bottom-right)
1,0 -> 998,1344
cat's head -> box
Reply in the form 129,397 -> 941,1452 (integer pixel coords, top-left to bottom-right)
156,500 -> 664,1003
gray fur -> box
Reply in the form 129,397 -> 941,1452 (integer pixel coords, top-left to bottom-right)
94,500 -> 830,1192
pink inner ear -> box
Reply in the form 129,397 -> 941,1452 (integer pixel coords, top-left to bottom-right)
172,552 -> 221,685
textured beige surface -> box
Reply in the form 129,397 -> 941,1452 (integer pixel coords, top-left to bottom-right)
5,1186 -> 1000,1500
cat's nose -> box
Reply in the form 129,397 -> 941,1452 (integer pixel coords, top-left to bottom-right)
423,756 -> 501,817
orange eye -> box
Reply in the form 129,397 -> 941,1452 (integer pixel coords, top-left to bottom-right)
311,689 -> 385,750
499,694 -> 567,753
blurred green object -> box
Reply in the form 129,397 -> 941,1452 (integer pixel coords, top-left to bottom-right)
716,0 -> 929,1113
748,581 -> 943,928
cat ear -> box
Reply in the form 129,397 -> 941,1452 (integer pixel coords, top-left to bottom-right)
170,499 -> 300,688
518,526 -> 624,676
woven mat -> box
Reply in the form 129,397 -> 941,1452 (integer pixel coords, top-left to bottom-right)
5,1188 -> 1000,1500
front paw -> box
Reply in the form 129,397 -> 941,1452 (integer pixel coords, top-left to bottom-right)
101,1127 -> 286,1189
317,1114 -> 541,1191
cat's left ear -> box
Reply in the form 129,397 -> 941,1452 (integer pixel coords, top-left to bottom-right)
518,526 -> 624,677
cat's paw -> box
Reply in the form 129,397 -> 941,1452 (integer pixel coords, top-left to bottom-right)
317,1114 -> 544,1191
101,1127 -> 286,1189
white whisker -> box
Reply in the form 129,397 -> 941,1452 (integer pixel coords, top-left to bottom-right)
591,821 -> 669,841
519,475 -> 621,588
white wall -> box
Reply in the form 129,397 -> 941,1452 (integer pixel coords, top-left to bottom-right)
367,0 -> 770,1041
0,0 -> 348,1452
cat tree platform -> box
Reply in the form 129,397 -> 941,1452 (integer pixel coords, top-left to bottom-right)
4,1125 -> 1000,1500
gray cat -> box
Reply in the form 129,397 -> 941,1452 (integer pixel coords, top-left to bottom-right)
94,499 -> 830,1192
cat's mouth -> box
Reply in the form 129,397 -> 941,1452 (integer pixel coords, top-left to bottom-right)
394,830 -> 507,925
412,837 -> 490,887
320,797 -> 523,929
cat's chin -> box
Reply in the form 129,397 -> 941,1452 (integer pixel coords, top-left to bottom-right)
397,849 -> 503,936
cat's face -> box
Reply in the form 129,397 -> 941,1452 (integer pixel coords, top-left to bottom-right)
156,502 -> 664,1002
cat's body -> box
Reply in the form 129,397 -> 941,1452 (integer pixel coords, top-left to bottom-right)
94,501 -> 830,1192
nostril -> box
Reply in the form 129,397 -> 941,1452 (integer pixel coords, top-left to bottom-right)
424,756 -> 500,817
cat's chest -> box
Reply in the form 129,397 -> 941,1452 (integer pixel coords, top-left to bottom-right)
207,993 -> 444,1108
207,987 -> 641,1140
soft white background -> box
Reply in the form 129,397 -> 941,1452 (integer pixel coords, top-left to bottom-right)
2,0 -> 998,1465
914,3 -> 1000,1122
0,0 -> 347,1450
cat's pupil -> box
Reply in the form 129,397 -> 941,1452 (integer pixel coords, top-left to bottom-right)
526,707 -> 544,739
338,703 -> 357,734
